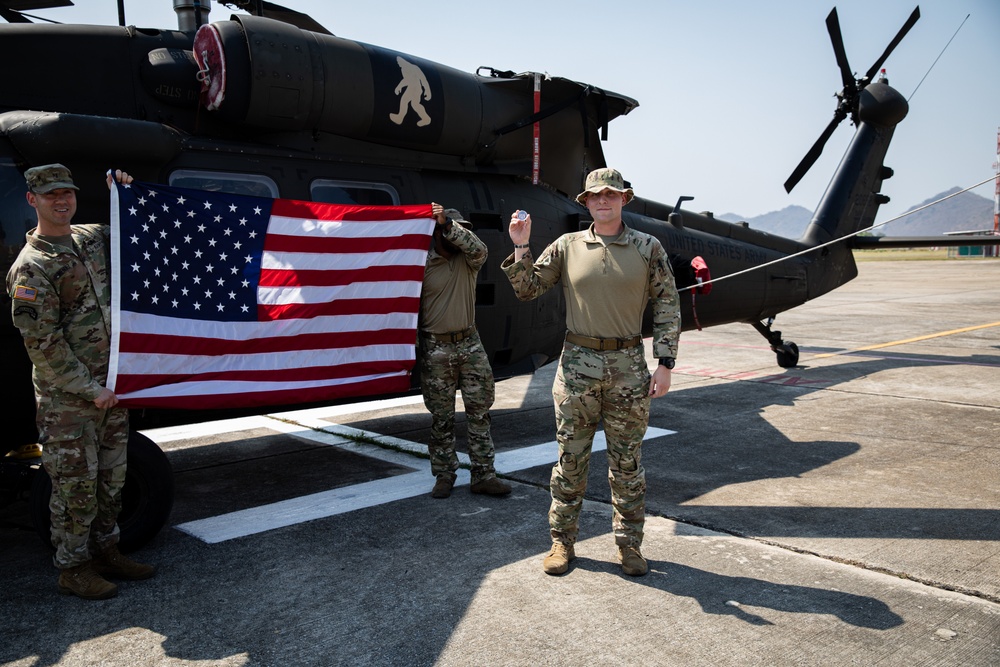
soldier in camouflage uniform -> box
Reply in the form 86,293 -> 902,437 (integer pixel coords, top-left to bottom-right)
7,164 -> 155,600
418,203 -> 511,499
502,168 -> 680,577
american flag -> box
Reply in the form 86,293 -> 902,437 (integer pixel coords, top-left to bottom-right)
108,180 -> 435,410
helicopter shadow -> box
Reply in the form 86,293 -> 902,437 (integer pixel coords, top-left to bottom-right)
3,349 -> 993,665
497,348 -> 1000,544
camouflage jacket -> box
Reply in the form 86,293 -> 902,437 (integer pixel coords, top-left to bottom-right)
6,224 -> 113,401
420,211 -> 486,334
501,223 -> 680,358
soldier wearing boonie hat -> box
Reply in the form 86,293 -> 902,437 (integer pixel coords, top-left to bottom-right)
574,167 -> 634,205
418,203 -> 511,500
7,164 -> 155,600
24,163 -> 80,194
502,167 -> 680,579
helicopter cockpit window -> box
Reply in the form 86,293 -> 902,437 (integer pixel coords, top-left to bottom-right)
168,170 -> 279,199
0,160 -> 39,267
311,180 -> 399,206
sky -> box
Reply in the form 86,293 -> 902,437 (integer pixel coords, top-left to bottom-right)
25,0 -> 1000,226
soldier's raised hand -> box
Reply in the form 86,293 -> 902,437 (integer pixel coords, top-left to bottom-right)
509,210 -> 531,247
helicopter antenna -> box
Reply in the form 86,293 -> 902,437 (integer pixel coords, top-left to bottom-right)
783,6 -> 920,194
908,13 -> 969,102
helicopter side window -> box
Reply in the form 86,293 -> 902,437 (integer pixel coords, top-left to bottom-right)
168,170 -> 279,198
0,159 -> 39,269
311,180 -> 399,206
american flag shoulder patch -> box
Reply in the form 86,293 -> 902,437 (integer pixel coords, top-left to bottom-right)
13,285 -> 37,302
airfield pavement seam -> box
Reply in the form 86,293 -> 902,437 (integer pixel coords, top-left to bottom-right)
808,384 -> 1000,411
750,538 -> 1000,606
676,367 -> 1000,411
645,509 -> 1000,606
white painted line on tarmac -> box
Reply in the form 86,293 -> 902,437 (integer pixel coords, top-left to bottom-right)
172,425 -> 675,544
176,470 -> 462,544
142,394 -> 425,444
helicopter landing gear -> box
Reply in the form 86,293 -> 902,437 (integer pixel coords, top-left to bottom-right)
28,431 -> 174,552
750,318 -> 800,368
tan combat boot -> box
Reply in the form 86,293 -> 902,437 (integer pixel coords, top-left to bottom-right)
93,545 -> 156,580
542,542 -> 575,575
618,546 -> 648,577
58,562 -> 118,600
431,474 -> 456,499
470,477 -> 512,496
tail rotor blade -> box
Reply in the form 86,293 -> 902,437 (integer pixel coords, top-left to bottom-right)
784,114 -> 843,193
863,6 -> 921,82
826,8 -> 854,91
784,7 -> 919,194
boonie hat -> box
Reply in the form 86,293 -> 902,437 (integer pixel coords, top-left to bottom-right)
575,167 -> 634,205
25,163 -> 79,194
442,208 -> 472,227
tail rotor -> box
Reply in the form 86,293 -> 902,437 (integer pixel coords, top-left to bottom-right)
783,6 -> 920,193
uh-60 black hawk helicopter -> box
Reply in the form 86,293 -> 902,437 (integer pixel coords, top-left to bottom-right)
0,1 -> 994,549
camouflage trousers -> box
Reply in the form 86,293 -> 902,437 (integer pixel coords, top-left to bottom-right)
418,330 -> 497,484
37,391 -> 129,569
549,342 -> 651,549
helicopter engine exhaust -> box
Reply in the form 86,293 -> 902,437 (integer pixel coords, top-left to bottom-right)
191,13 -> 635,180
174,0 -> 212,32
195,15 -> 508,157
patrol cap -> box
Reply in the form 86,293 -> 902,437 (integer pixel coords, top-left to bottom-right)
25,163 -> 79,194
575,167 -> 634,205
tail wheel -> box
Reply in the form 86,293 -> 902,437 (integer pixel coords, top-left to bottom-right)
776,342 -> 800,368
29,430 -> 174,552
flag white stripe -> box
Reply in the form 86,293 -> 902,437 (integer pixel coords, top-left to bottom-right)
119,311 -> 418,339
117,344 -> 416,376
257,280 -> 422,305
268,215 -> 429,238
260,247 -> 428,271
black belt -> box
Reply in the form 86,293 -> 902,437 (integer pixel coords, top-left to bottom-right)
566,332 -> 642,351
424,326 -> 476,343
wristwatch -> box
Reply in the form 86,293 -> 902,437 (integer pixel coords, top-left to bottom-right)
658,357 -> 675,369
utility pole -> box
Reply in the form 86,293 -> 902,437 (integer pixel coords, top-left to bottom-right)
993,127 -> 999,257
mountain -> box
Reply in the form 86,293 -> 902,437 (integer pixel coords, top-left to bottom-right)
717,189 -> 994,239
879,188 -> 994,236
717,206 -> 812,239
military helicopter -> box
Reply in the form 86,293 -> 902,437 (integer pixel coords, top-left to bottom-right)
0,0 -> 995,549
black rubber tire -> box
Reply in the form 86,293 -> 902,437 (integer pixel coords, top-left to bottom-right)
29,430 -> 174,552
776,342 -> 800,368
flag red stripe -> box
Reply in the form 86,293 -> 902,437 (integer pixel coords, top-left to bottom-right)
117,375 -> 414,410
257,265 -> 425,288
270,200 -> 432,221
258,296 -> 420,321
262,233 -> 431,254
114,359 -> 412,395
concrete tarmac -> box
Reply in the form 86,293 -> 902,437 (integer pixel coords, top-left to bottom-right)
1,258 -> 999,666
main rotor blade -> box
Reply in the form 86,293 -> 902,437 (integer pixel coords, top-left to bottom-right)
863,6 -> 921,82
826,8 -> 854,92
258,0 -> 333,34
784,114 -> 843,193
